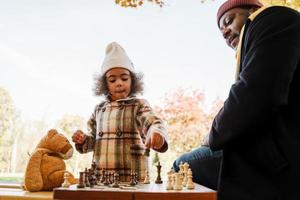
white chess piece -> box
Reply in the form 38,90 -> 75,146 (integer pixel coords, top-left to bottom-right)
62,172 -> 71,188
182,162 -> 189,187
143,170 -> 150,184
186,169 -> 195,190
173,173 -> 182,190
166,174 -> 173,190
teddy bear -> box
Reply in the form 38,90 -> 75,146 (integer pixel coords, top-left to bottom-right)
24,129 -> 77,192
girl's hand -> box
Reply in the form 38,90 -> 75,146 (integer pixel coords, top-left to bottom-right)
145,132 -> 165,151
72,130 -> 86,144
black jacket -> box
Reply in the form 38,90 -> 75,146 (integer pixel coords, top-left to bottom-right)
209,6 -> 300,200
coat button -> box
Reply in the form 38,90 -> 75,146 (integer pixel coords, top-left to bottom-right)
98,131 -> 104,137
116,129 -> 122,137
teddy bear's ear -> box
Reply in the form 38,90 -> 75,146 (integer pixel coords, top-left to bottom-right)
47,129 -> 58,138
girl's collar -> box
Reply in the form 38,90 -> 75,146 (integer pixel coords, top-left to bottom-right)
106,96 -> 136,103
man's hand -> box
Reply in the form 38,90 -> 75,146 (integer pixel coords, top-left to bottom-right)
145,132 -> 165,150
72,130 -> 87,144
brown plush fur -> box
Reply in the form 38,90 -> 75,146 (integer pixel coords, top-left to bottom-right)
24,129 -> 77,192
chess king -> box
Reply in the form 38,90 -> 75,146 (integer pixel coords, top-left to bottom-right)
72,42 -> 169,182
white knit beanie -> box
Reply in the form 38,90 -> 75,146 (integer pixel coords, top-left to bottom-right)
101,42 -> 135,75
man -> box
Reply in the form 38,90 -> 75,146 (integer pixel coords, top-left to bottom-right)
209,0 -> 300,199
172,0 -> 263,191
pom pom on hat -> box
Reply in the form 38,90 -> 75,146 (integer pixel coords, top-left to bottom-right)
101,42 -> 135,75
217,0 -> 263,27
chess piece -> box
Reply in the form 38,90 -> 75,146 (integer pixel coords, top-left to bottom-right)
77,171 -> 85,188
173,173 -> 182,190
129,171 -> 136,186
88,168 -> 95,187
61,172 -> 71,188
179,161 -> 184,173
112,173 -> 120,188
182,162 -> 189,187
109,172 -> 114,184
84,168 -> 90,187
91,161 -> 97,171
143,170 -> 150,184
186,169 -> 195,190
104,171 -> 110,186
155,161 -> 163,184
96,167 -> 101,185
100,169 -> 106,183
134,172 -> 138,184
166,173 -> 173,190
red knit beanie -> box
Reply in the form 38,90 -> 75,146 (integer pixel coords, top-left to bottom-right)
217,0 -> 263,27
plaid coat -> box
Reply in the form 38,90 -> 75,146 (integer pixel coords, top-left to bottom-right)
75,97 -> 168,182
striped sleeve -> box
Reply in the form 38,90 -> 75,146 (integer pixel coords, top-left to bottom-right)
75,108 -> 97,153
136,99 -> 169,152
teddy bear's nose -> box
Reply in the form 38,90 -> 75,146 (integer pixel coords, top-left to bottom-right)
65,148 -> 73,159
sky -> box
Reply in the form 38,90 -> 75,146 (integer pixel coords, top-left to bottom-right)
0,0 -> 236,124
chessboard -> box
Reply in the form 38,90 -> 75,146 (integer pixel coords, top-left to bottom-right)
53,182 -> 216,200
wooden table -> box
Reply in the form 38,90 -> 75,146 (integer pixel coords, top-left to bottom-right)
53,183 -> 216,200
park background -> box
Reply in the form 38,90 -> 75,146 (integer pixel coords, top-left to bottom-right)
1,0 -> 299,183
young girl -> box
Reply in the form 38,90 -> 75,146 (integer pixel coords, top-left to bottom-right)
72,42 -> 168,182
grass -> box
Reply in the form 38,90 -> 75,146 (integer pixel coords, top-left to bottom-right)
0,176 -> 23,184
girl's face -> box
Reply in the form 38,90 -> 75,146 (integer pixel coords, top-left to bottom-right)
105,67 -> 132,101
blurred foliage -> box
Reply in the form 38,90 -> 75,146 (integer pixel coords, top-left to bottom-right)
154,88 -> 223,156
56,114 -> 92,176
115,0 -> 164,8
115,0 -> 300,11
261,0 -> 300,10
0,88 -> 15,140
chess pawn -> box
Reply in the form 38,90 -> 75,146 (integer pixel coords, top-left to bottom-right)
173,173 -> 182,190
77,171 -> 85,188
166,174 -> 173,190
143,170 -> 150,184
179,161 -> 184,173
186,168 -> 195,190
62,172 -> 71,188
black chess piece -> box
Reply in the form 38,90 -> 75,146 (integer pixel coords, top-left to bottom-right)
129,171 -> 136,186
96,168 -> 101,185
155,161 -> 163,184
112,173 -> 120,188
88,168 -> 95,187
84,168 -> 90,187
134,172 -> 138,184
91,161 -> 97,171
101,169 -> 106,183
104,171 -> 110,186
77,171 -> 85,188
109,172 -> 114,184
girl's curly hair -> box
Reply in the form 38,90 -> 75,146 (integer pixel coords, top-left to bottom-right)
93,71 -> 144,98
